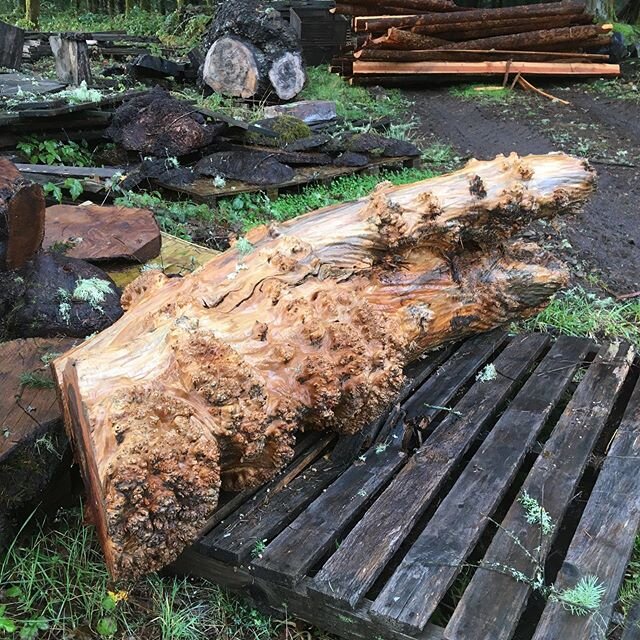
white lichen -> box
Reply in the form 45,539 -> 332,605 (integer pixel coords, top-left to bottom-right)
72,278 -> 113,313
518,490 -> 554,536
476,363 -> 498,383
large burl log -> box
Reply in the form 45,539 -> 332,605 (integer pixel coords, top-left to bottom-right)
53,153 -> 595,579
200,0 -> 305,100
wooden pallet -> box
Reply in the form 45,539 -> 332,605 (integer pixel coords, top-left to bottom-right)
174,331 -> 640,640
155,155 -> 421,205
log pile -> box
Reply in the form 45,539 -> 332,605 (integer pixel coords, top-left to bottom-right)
52,151 -> 595,579
331,1 -> 620,82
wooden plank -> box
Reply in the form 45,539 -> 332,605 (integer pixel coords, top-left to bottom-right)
252,447 -> 406,585
0,72 -> 66,98
198,433 -> 332,534
446,341 -> 634,640
0,21 -> 24,70
310,332 -> 550,609
352,60 -> 621,77
403,329 -> 508,422
199,444 -> 342,563
174,549 -> 446,640
14,164 -> 123,179
369,336 -> 592,634
532,367 -> 640,640
0,337 -> 78,463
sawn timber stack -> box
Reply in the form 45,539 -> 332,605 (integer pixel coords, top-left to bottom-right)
332,1 -> 620,83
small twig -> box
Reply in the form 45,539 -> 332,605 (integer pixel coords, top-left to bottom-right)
518,75 -> 571,105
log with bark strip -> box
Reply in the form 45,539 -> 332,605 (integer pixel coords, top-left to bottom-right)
52,153 -> 595,579
200,0 -> 306,100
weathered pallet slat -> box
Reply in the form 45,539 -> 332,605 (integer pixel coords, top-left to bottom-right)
532,366 -> 640,640
310,332 -> 548,609
172,333 -> 640,640
199,441 -> 341,563
252,447 -> 406,585
445,340 -> 634,640
402,329 -> 508,422
368,335 -> 592,634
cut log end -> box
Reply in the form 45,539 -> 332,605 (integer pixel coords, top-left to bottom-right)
203,36 -> 261,98
269,52 -> 306,100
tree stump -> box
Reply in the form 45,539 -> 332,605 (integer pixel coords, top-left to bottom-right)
49,34 -> 93,86
200,0 -> 306,100
52,152 -> 596,579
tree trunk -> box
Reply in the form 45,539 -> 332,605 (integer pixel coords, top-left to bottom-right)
586,0 -> 616,20
355,1 -> 587,32
411,14 -> 592,40
200,0 -> 306,100
52,152 -> 595,580
434,24 -> 613,52
25,0 -> 39,28
0,158 -> 45,272
354,48 -> 610,62
354,0 -> 465,12
49,36 -> 93,86
365,28 -> 449,50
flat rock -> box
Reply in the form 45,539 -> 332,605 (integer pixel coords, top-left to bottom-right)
44,203 -> 162,262
263,100 -> 337,124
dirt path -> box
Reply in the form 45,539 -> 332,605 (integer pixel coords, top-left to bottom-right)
406,74 -> 640,295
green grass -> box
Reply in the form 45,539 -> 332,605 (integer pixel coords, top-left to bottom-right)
449,84 -> 516,104
300,66 -> 410,121
613,22 -> 640,45
521,287 -> 640,348
218,164 -> 439,232
0,508 -> 323,639
619,536 -> 640,616
18,372 -> 54,390
115,161 -> 446,241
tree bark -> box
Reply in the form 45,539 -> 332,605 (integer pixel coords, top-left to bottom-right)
0,158 -> 45,272
200,0 -> 306,100
353,0 -> 465,12
434,24 -> 613,52
355,1 -> 588,32
354,48 -> 610,62
365,28 -> 449,50
411,14 -> 593,40
52,152 -> 595,580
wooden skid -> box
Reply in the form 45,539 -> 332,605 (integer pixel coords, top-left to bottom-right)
173,332 -> 640,640
154,155 -> 420,205
352,60 -> 621,77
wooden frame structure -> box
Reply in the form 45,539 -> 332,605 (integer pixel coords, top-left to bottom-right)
174,331 -> 640,640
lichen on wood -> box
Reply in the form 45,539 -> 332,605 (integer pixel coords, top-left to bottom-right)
52,152 -> 596,579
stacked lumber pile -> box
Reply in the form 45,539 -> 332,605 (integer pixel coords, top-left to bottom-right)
331,1 -> 620,82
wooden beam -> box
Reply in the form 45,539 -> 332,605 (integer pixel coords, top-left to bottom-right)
354,48 -> 611,62
352,60 -> 621,77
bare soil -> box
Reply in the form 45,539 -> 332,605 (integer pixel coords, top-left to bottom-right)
406,60 -> 640,295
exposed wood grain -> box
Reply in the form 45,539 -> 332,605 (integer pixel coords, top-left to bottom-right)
52,153 -> 595,578
310,333 -> 550,609
0,337 -> 77,463
369,336 -> 592,634
43,204 -> 161,263
446,341 -> 634,640
352,60 -> 621,77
